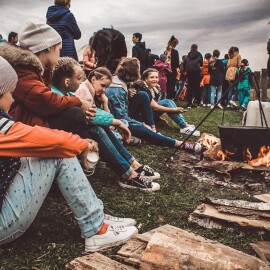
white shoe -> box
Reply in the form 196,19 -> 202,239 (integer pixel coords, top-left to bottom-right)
226,104 -> 231,108
85,225 -> 138,252
229,100 -> 238,107
217,104 -> 223,110
210,105 -> 214,109
180,125 -> 200,137
104,214 -> 136,227
183,141 -> 202,153
207,104 -> 211,107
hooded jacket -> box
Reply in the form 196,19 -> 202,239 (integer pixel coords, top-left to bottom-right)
209,58 -> 225,86
0,43 -> 81,127
153,60 -> 172,92
46,5 -> 81,61
132,42 -> 148,73
184,50 -> 203,72
106,76 -> 143,126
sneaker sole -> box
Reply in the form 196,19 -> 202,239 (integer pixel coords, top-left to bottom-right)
118,181 -> 160,192
85,228 -> 138,253
145,173 -> 160,180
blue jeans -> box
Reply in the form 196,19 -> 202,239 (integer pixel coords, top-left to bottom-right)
156,99 -> 187,128
228,81 -> 237,103
210,85 -> 222,106
0,157 -> 104,245
128,121 -> 176,147
87,126 -> 135,180
174,80 -> 185,100
129,91 -> 155,127
202,85 -> 211,104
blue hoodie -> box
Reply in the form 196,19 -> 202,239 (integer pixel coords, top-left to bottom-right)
46,5 -> 81,61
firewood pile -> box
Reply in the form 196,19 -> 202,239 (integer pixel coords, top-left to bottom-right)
66,224 -> 270,270
189,197 -> 270,231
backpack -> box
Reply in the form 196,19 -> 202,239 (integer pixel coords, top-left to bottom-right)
225,66 -> 237,81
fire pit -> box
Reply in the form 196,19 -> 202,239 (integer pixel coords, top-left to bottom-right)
219,125 -> 270,162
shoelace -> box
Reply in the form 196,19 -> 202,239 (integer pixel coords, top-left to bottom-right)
142,165 -> 155,174
109,225 -> 126,234
105,215 -> 121,221
184,142 -> 195,150
139,172 -> 153,185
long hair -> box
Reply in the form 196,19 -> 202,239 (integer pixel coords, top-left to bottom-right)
88,67 -> 112,81
116,57 -> 140,83
91,28 -> 127,74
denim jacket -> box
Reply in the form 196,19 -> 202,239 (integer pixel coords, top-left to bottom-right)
106,76 -> 143,127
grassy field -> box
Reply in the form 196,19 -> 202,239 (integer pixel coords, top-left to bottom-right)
1,102 -> 269,269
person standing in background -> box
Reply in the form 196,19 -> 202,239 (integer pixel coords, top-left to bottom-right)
132,32 -> 148,74
267,38 -> 270,79
8,32 -> 18,46
164,35 -> 179,99
46,0 -> 81,61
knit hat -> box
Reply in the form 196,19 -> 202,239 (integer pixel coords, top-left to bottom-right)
0,56 -> 18,95
19,20 -> 62,53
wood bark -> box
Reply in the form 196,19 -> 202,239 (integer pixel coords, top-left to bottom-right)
140,225 -> 270,270
250,241 -> 270,262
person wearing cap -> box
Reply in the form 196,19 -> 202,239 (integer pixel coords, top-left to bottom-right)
0,56 -> 138,252
46,0 -> 81,61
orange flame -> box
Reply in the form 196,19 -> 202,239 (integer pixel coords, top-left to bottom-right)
217,149 -> 236,161
248,146 -> 270,167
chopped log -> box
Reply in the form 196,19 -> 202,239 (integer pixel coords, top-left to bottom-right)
193,204 -> 270,230
136,224 -> 173,243
203,197 -> 270,211
66,252 -> 135,270
255,194 -> 270,203
117,238 -> 146,267
216,205 -> 270,219
195,159 -> 252,174
188,213 -> 224,229
140,225 -> 270,270
250,241 -> 270,262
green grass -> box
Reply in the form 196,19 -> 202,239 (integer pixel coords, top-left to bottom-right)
0,102 -> 269,269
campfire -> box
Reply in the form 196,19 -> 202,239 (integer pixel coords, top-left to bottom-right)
199,133 -> 270,167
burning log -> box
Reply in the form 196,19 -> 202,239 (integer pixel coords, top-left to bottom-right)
248,146 -> 270,167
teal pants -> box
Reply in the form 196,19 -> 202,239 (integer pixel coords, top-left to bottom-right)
238,87 -> 250,107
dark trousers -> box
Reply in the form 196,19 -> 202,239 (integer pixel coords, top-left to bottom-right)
186,71 -> 202,106
166,71 -> 177,99
48,107 -> 88,138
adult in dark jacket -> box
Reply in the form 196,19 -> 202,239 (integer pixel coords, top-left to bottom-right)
46,0 -> 81,61
184,44 -> 203,108
132,33 -> 148,74
164,35 -> 179,99
208,50 -> 225,109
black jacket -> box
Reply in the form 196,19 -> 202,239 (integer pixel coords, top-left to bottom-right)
209,59 -> 225,86
132,42 -> 148,73
184,50 -> 203,72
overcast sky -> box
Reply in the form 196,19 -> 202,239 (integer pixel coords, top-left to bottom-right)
0,0 -> 269,70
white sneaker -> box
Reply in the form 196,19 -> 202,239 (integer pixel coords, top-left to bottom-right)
210,105 -> 214,109
104,214 -> 136,227
217,104 -> 223,110
180,125 -> 200,137
207,104 -> 211,107
183,141 -> 202,153
85,225 -> 138,252
229,100 -> 238,107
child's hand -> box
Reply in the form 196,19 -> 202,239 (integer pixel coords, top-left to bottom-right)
85,105 -> 97,120
175,107 -> 184,113
200,82 -> 204,87
80,139 -> 99,170
117,122 -> 131,144
128,88 -> 137,98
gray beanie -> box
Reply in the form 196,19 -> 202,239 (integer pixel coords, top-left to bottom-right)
0,56 -> 18,95
19,20 -> 62,53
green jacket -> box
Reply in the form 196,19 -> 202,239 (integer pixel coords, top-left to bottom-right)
236,67 -> 252,89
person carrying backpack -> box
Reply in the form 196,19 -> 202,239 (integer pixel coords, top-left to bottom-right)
183,44 -> 203,108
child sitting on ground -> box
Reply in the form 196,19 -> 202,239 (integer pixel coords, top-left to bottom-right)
236,59 -> 252,112
0,55 -> 137,252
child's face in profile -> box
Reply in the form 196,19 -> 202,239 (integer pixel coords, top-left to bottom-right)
91,76 -> 111,96
0,89 -> 14,112
67,65 -> 83,92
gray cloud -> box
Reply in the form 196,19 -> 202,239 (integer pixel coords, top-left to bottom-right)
0,0 -> 269,70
